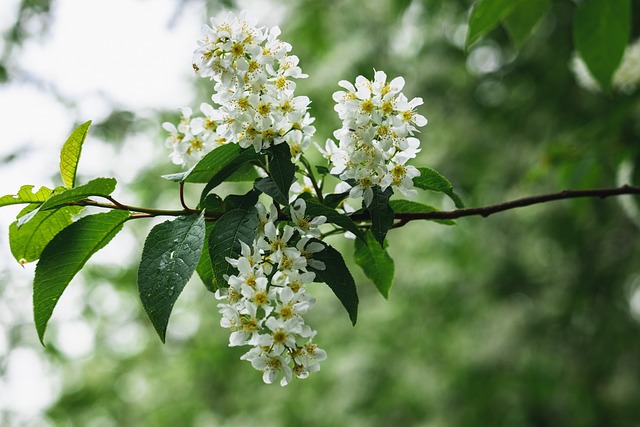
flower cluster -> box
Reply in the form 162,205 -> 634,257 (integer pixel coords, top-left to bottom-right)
215,199 -> 328,386
163,11 -> 316,168
320,70 -> 426,206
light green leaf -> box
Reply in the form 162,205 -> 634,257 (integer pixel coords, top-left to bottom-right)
354,231 -> 395,299
138,213 -> 206,342
414,167 -> 465,208
573,0 -> 630,89
307,240 -> 358,325
10,204 -> 84,264
368,186 -> 394,247
33,210 -> 129,344
181,144 -> 261,184
60,120 -> 92,189
389,200 -> 456,225
208,208 -> 259,289
39,177 -> 117,211
503,0 -> 551,48
466,0 -> 523,48
0,185 -> 53,208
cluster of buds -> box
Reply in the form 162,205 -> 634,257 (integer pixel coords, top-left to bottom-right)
321,70 -> 426,206
215,200 -> 327,385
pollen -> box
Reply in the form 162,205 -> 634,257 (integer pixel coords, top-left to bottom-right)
361,99 -> 374,114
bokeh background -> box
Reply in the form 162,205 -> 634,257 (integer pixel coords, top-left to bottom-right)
2,0 -> 640,426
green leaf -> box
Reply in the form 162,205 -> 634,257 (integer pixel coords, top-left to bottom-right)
266,143 -> 295,205
224,189 -> 260,212
573,0 -> 630,89
33,210 -> 129,344
388,200 -> 456,225
466,0 -> 522,48
60,120 -> 92,189
303,199 -> 365,240
198,148 -> 262,203
503,0 -> 551,48
307,240 -> 358,325
198,194 -> 225,213
0,185 -> 53,208
254,177 -> 289,206
414,167 -> 465,208
226,162 -> 261,182
196,222 -> 216,292
368,186 -> 394,247
39,177 -> 117,211
208,208 -> 259,289
138,213 -> 206,342
354,231 -> 395,299
183,143 -> 241,183
10,204 -> 84,264
315,165 -> 330,176
323,191 -> 350,209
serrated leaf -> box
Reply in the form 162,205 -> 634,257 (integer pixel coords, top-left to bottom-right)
266,143 -> 295,205
307,240 -> 358,325
39,177 -> 117,211
368,186 -> 394,247
354,231 -> 395,299
573,0 -> 630,89
199,194 -> 225,213
10,204 -> 84,264
199,148 -> 263,203
208,208 -> 259,289
196,222 -> 216,292
33,210 -> 129,344
183,143 -> 241,183
254,177 -> 288,206
414,167 -> 465,208
0,185 -> 53,208
60,120 -> 91,189
503,0 -> 551,48
224,189 -> 260,212
388,200 -> 455,225
138,213 -> 205,342
466,0 -> 522,48
304,199 -> 365,240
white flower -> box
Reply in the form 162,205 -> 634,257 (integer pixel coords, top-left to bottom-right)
290,199 -> 326,238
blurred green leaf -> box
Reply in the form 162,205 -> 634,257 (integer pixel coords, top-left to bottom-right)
573,0 -> 630,89
503,0 -> 551,48
414,167 -> 464,208
33,210 -> 129,344
208,207 -> 259,289
10,204 -> 84,264
368,186 -> 394,247
60,120 -> 91,189
466,0 -> 522,48
138,213 -> 206,342
39,177 -> 117,211
308,240 -> 358,325
0,185 -> 53,208
354,231 -> 395,299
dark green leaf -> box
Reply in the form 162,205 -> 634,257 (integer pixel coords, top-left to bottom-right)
315,165 -> 330,176
503,0 -> 551,48
304,199 -> 365,240
226,162 -> 260,182
198,148 -> 262,202
183,143 -> 242,183
0,185 -> 53,208
388,200 -> 455,225
196,222 -> 216,292
10,204 -> 84,264
266,143 -> 295,205
254,177 -> 288,206
573,0 -> 630,89
60,120 -> 91,188
33,210 -> 129,344
224,189 -> 260,212
354,231 -> 395,299
308,240 -> 358,325
138,213 -> 206,342
39,177 -> 117,211
466,0 -> 522,48
323,191 -> 350,209
368,186 -> 394,247
208,208 -> 259,289
414,167 -> 464,208
199,194 -> 225,213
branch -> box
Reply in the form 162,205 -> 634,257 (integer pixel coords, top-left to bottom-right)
359,185 -> 640,223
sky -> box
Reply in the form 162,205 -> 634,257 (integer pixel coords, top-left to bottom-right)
0,0 -> 279,422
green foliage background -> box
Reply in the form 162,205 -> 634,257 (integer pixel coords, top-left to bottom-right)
2,0 -> 640,425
